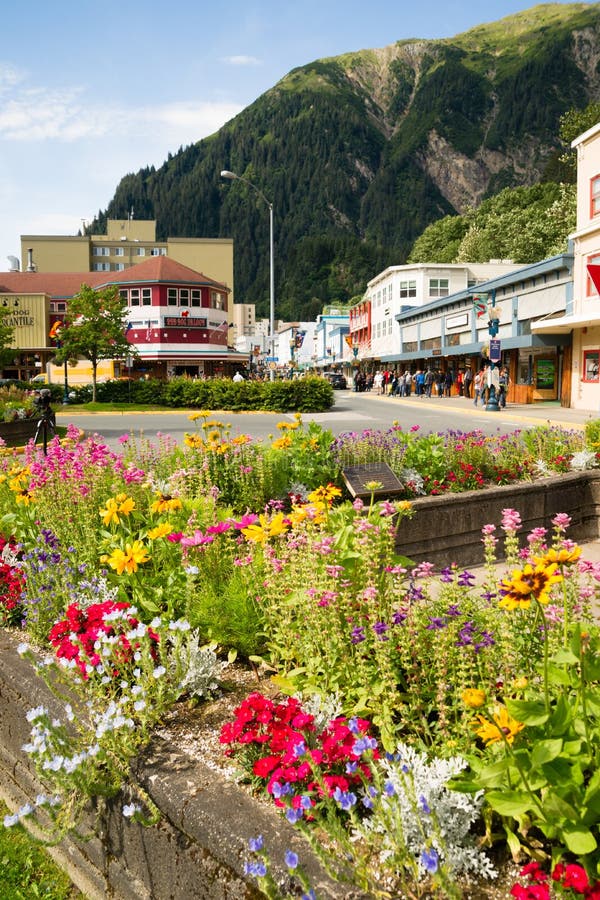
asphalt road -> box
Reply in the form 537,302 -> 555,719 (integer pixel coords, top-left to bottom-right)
56,389 -> 594,452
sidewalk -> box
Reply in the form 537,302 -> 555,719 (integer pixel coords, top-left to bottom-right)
365,391 -> 600,431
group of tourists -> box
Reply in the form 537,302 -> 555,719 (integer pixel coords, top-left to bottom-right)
353,365 -> 510,407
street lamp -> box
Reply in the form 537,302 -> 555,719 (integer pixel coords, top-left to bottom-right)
221,169 -> 275,380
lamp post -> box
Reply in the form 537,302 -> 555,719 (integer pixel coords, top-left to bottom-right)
221,170 -> 275,381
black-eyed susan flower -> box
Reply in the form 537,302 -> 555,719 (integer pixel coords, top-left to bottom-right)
307,484 -> 342,506
150,493 -> 183,515
147,522 -> 173,540
183,433 -> 204,449
537,546 -> 582,567
498,561 -> 563,610
472,704 -> 524,746
272,435 -> 292,450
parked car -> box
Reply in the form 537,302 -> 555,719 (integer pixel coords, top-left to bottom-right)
325,373 -> 348,390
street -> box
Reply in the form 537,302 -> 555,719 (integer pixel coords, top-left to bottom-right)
56,389 -> 593,452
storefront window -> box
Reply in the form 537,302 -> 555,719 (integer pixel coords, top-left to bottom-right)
584,350 -> 600,382
536,358 -> 556,390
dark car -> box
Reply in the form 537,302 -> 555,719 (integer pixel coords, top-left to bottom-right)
326,373 -> 348,390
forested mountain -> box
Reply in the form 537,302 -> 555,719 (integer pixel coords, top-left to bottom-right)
90,3 -> 600,320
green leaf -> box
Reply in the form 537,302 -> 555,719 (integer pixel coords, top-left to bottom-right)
549,697 -> 573,734
486,790 -> 533,817
562,824 -> 598,855
531,738 -> 563,768
505,698 -> 549,725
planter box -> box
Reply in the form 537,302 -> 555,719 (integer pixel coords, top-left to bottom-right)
0,418 -> 40,447
395,470 -> 600,567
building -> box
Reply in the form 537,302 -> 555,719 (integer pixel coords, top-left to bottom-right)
14,219 -> 234,303
386,253 -> 573,403
0,256 -> 246,382
352,262 -> 521,366
530,122 -> 600,410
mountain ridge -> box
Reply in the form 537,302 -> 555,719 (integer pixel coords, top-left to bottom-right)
91,3 -> 600,320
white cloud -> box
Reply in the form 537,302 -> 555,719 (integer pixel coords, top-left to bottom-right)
0,62 -> 25,92
221,55 -> 261,66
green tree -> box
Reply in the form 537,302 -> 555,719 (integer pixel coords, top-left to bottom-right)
54,285 -> 136,402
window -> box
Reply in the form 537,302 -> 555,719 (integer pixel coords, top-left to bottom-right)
142,288 -> 152,306
399,280 -> 416,298
93,247 -> 110,257
93,262 -> 110,271
113,247 -> 124,257
130,289 -> 140,306
191,289 -> 201,307
167,288 -> 177,306
210,290 -> 224,310
429,278 -> 449,297
179,289 -> 189,307
584,350 -> 599,382
136,248 -> 145,257
119,290 -> 128,302
591,175 -> 600,218
113,263 -> 125,271
151,247 -> 166,256
587,253 -> 600,296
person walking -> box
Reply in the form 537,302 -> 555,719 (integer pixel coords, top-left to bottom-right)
498,366 -> 509,408
473,369 -> 484,406
424,368 -> 434,398
463,366 -> 473,399
444,370 -> 453,398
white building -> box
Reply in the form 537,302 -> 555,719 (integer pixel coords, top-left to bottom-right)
363,262 -> 521,362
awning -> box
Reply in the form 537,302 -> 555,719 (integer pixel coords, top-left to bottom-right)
531,312 -> 598,334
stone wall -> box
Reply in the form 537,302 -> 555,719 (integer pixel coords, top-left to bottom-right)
0,629 -> 344,900
395,471 -> 600,567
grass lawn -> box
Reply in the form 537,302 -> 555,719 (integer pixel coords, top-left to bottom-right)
0,802 -> 82,899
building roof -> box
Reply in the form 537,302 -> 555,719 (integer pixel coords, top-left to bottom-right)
96,256 -> 229,291
0,256 -> 229,299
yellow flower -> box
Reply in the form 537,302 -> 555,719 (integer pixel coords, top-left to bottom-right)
242,513 -> 289,543
184,433 -> 204,449
117,494 -> 136,516
100,497 -> 120,526
207,430 -> 221,443
148,522 -> 173,540
537,546 -> 582,567
462,688 -> 486,709
363,480 -> 384,492
307,484 -> 342,506
512,677 -> 528,690
472,704 -> 525,746
188,412 -> 203,421
398,501 -> 412,512
498,561 -> 563,610
231,434 -> 251,445
15,489 -> 34,505
150,493 -> 183,514
272,435 -> 292,450
107,540 -> 150,575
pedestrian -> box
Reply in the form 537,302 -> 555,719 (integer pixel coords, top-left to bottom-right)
424,369 -> 434,398
444,370 -> 453,398
436,371 -> 444,397
473,369 -> 484,406
463,366 -> 473,399
498,366 -> 509,408
232,370 -> 244,383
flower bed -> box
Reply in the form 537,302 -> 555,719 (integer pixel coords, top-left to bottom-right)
1,420 -> 600,898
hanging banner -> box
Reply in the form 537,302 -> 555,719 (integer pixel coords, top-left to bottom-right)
295,330 -> 306,349
473,294 -> 488,318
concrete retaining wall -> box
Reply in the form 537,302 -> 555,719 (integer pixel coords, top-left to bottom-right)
395,471 -> 600,567
0,629 -> 345,900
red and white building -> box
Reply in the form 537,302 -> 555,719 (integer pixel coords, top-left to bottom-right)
0,256 -> 247,381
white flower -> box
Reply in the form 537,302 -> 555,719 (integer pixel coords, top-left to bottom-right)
17,642 -> 29,656
26,705 -> 47,723
122,803 -> 140,818
3,813 -> 19,827
153,665 -> 166,678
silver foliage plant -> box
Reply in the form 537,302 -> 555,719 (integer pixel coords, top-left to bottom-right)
359,742 -> 497,882
175,632 -> 228,700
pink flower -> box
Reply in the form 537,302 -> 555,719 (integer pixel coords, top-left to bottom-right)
552,513 -> 572,531
482,524 -> 497,536
526,527 -> 547,544
501,508 -> 522,531
352,498 -> 364,511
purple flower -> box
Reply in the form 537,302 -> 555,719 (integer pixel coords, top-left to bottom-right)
333,787 -> 357,811
457,570 -> 476,587
420,848 -> 439,874
285,850 -> 299,870
373,621 -> 389,640
418,795 -> 431,814
439,566 -> 454,583
244,861 -> 267,878
392,609 -> 407,625
248,835 -> 264,852
426,617 -> 446,631
286,808 -> 303,824
350,626 -> 365,644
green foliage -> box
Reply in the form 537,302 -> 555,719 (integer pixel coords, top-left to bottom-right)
409,182 -> 576,265
70,376 -> 334,413
54,285 -> 136,403
0,800 -> 80,898
86,4 -> 600,317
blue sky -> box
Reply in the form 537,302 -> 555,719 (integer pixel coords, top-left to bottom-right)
0,0 -> 586,266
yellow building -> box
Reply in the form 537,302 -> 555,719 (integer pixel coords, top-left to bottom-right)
19,219 -> 234,303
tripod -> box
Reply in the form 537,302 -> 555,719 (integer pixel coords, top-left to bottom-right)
34,411 -> 56,455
